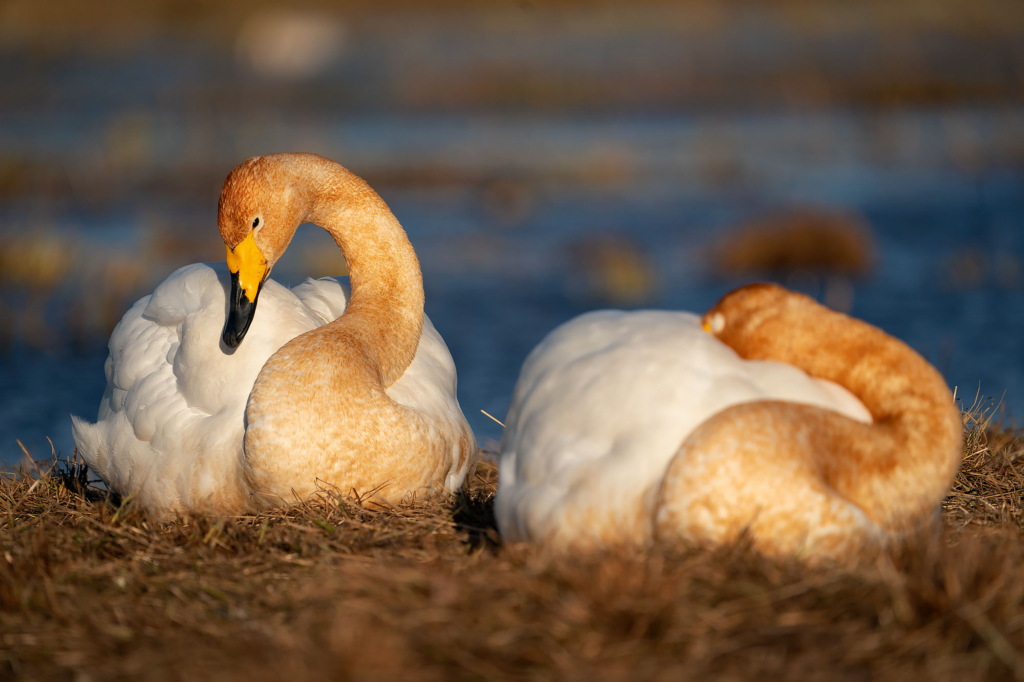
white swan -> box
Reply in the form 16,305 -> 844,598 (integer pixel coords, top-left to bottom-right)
496,283 -> 961,559
72,153 -> 477,517
495,298 -> 873,549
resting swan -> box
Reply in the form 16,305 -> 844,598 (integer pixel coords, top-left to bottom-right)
72,153 -> 477,517
496,284 -> 961,560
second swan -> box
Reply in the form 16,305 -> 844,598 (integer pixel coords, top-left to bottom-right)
496,283 -> 961,560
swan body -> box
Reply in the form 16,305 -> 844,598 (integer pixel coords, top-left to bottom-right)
496,284 -> 961,559
72,154 -> 477,516
496,307 -> 871,548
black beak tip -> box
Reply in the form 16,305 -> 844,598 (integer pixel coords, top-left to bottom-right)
223,270 -> 261,352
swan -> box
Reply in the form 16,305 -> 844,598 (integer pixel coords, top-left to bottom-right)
495,283 -> 961,560
71,153 -> 477,517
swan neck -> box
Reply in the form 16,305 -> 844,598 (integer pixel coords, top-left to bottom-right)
729,302 -> 962,524
301,157 -> 424,388
742,307 -> 953,426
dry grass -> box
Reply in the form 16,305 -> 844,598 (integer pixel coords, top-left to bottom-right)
1,407 -> 1023,681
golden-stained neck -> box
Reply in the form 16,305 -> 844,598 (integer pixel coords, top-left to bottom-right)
289,155 -> 426,388
218,153 -> 425,387
706,284 -> 961,526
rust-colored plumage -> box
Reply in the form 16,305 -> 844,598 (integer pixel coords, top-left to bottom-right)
655,283 -> 963,560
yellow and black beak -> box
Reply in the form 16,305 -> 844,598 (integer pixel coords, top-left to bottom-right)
223,232 -> 269,348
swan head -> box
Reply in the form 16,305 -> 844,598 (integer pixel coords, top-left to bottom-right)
701,282 -> 813,357
217,154 -> 314,348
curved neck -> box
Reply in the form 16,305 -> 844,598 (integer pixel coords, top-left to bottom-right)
295,156 -> 424,388
721,298 -> 962,525
725,302 -> 952,429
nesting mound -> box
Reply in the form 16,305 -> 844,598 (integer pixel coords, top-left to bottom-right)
1,409 -> 1022,681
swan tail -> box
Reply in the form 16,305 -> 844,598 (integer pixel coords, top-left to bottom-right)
655,284 -> 961,555
70,415 -> 109,480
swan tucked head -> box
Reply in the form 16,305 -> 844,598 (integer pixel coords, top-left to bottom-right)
217,154 -> 314,348
701,282 -> 814,357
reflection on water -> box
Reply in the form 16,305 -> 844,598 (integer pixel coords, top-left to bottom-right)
1,2 -> 1022,464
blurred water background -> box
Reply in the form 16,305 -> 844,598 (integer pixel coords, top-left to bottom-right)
1,0 -> 1023,464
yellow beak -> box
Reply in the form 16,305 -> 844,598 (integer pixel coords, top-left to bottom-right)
225,231 -> 268,304
223,232 -> 269,349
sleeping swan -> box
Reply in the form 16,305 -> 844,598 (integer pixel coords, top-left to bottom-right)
72,153 -> 477,517
496,283 -> 961,560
